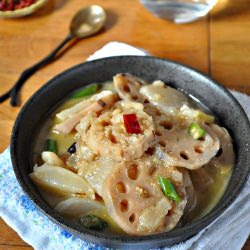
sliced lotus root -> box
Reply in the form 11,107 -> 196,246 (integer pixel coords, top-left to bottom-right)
190,166 -> 214,193
156,166 -> 187,233
208,124 -> 235,168
77,158 -> 119,197
79,101 -> 157,161
180,169 -> 197,214
150,110 -> 220,170
102,156 -> 187,235
113,73 -> 148,102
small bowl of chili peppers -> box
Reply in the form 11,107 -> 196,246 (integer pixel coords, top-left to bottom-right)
0,0 -> 47,18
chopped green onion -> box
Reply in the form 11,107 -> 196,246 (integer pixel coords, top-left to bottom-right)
79,215 -> 108,231
45,139 -> 57,153
70,84 -> 98,99
158,176 -> 181,203
188,123 -> 206,140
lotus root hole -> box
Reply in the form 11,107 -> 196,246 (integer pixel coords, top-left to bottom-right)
102,121 -> 110,127
127,164 -> 139,180
132,95 -> 138,100
129,213 -> 136,223
116,182 -> 126,193
155,130 -> 162,136
159,140 -> 166,147
95,193 -> 104,202
194,146 -> 203,154
144,99 -> 149,104
123,84 -> 130,92
120,199 -> 129,212
145,147 -> 155,156
109,133 -> 117,144
86,124 -> 91,131
156,110 -> 161,116
166,210 -> 172,217
198,136 -> 205,141
160,121 -> 173,130
148,166 -> 157,176
216,148 -> 223,157
180,151 -> 189,160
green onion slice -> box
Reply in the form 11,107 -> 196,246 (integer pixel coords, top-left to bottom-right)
79,215 -> 108,231
45,139 -> 57,153
158,176 -> 181,203
188,123 -> 206,140
70,84 -> 98,99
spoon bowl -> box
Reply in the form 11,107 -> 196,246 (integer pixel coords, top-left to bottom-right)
70,5 -> 107,38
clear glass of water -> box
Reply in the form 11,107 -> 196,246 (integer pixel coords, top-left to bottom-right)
140,0 -> 218,24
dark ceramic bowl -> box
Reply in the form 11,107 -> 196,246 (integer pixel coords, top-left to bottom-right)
11,56 -> 250,249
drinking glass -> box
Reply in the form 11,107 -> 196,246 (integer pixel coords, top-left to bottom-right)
140,0 -> 218,24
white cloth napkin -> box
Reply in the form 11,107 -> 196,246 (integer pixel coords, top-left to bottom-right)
0,42 -> 249,250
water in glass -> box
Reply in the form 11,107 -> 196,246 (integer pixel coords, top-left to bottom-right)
140,0 -> 219,23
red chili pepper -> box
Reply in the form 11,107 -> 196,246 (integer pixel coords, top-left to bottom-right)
123,114 -> 142,134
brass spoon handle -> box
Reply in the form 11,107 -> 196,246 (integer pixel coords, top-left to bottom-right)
0,33 -> 74,106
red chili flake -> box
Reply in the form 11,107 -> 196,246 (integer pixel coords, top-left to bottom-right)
123,114 -> 142,134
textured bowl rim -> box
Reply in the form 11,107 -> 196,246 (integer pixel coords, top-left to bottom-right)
11,56 -> 250,247
0,0 -> 47,18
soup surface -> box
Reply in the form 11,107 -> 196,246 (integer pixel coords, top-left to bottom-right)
31,73 -> 234,235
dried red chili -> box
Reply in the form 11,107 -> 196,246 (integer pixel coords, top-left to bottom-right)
123,114 -> 142,134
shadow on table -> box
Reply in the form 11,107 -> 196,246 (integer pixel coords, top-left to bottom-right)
32,0 -> 68,17
211,0 -> 250,20
104,9 -> 119,32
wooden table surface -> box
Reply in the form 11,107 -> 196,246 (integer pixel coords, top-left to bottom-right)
0,0 -> 249,249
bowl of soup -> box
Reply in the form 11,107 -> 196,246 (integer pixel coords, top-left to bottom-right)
11,56 -> 250,249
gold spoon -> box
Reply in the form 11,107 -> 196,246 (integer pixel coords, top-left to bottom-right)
0,5 -> 106,106
70,5 -> 106,38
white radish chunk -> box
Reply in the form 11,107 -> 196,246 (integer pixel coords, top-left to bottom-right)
42,151 -> 64,166
55,197 -> 104,217
30,165 -> 95,199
